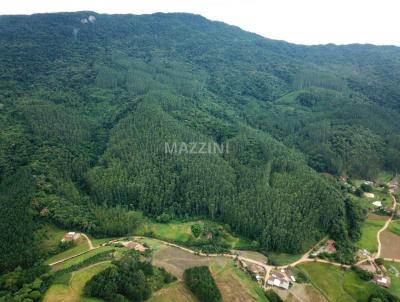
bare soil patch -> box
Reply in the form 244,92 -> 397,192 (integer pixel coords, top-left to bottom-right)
380,230 -> 400,259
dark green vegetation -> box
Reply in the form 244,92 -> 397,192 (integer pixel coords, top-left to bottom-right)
0,265 -> 52,302
183,266 -> 221,302
1,11 -> 399,280
84,251 -> 175,301
265,290 -> 284,302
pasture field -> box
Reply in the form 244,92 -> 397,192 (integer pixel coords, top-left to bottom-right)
298,262 -> 377,302
356,218 -> 386,253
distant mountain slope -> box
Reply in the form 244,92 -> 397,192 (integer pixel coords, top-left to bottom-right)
0,11 -> 397,271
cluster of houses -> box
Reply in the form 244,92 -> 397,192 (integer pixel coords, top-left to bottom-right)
356,260 -> 392,288
238,260 -> 296,290
266,269 -> 296,290
311,239 -> 337,257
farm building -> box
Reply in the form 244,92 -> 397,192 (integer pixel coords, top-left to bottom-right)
373,275 -> 391,288
62,232 -> 80,241
267,271 -> 290,290
122,241 -> 146,252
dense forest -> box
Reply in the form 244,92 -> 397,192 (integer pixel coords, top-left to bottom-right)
0,12 -> 399,275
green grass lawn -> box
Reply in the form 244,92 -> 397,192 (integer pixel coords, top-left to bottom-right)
267,252 -> 303,266
389,220 -> 400,236
356,218 -> 386,253
43,261 -> 112,302
298,262 -> 377,302
384,261 -> 400,299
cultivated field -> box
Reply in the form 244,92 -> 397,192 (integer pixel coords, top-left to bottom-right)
149,239 -> 267,301
380,230 -> 400,259
151,244 -> 228,279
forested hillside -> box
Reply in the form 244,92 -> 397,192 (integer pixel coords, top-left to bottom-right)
0,11 -> 399,273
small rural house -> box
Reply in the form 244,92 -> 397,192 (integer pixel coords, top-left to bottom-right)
62,232 -> 80,241
372,201 -> 383,207
373,275 -> 391,288
322,240 -> 336,254
364,192 -> 375,198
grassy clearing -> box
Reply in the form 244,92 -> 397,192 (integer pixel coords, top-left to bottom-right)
37,224 -> 67,254
136,219 -> 258,250
356,218 -> 386,253
267,252 -> 303,266
384,261 -> 400,299
43,261 -> 112,302
298,262 -> 376,302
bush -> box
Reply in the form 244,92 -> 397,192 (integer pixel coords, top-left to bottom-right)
191,224 -> 203,238
265,290 -> 283,302
156,213 -> 171,223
